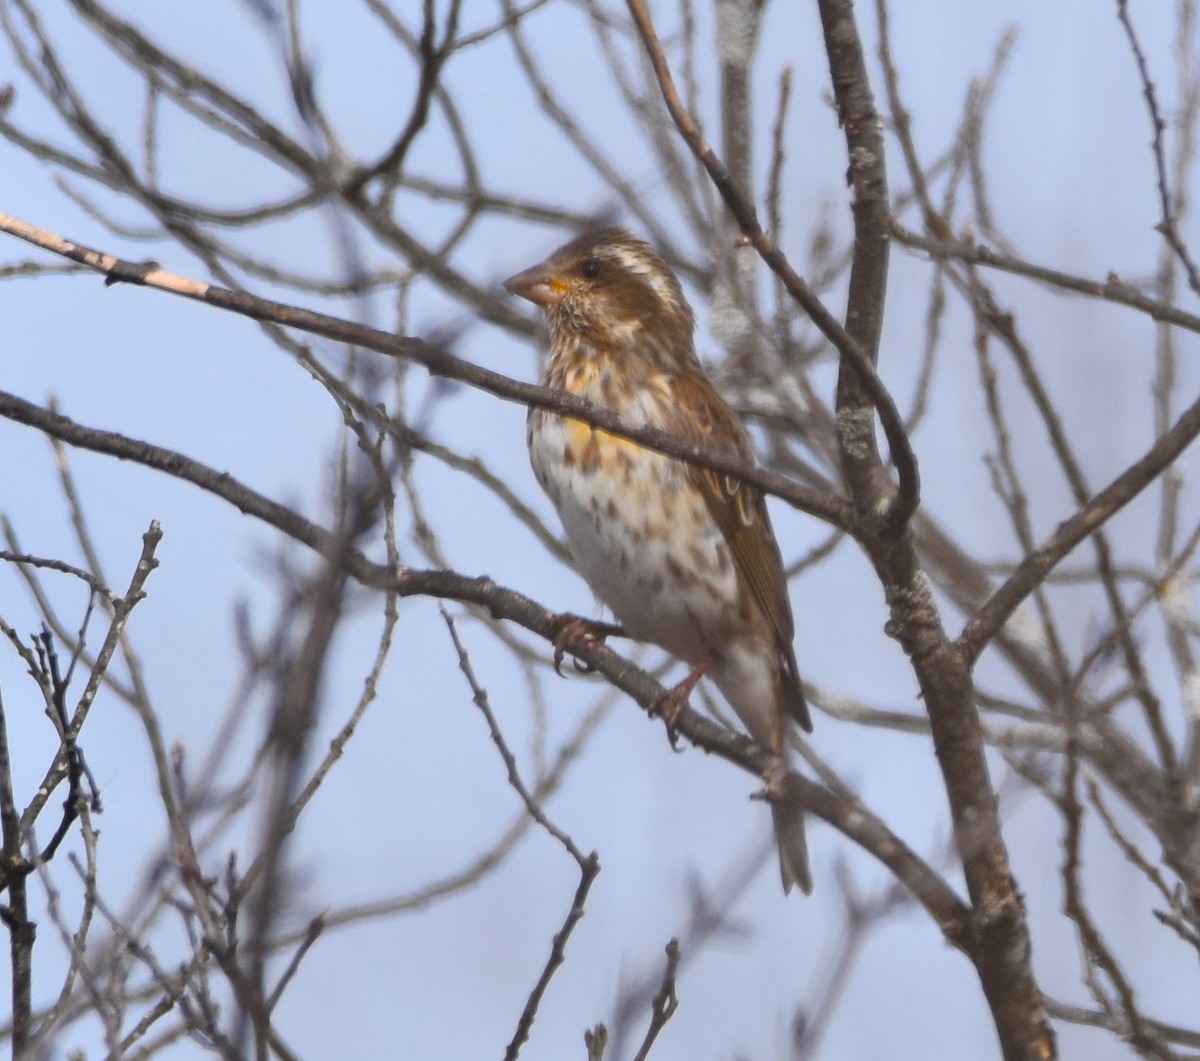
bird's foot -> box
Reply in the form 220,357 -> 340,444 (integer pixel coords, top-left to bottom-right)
552,615 -> 624,676
650,656 -> 714,751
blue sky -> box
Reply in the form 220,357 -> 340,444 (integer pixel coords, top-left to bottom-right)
2,2 -> 1196,1058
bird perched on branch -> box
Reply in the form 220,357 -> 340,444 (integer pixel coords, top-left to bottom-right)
505,227 -> 813,895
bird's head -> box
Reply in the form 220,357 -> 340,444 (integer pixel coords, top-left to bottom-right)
504,228 -> 696,367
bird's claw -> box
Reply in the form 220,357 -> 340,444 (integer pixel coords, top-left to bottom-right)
650,688 -> 687,752
551,616 -> 622,677
648,655 -> 713,752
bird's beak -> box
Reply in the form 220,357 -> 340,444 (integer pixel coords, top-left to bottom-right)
503,263 -> 566,307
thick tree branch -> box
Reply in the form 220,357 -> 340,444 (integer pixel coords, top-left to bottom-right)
622,3 -> 1054,1056
816,0 -> 892,508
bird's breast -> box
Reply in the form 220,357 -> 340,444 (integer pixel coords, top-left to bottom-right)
527,369 -> 743,662
530,356 -> 668,475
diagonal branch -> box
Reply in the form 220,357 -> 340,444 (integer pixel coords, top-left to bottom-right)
960,386 -> 1200,662
623,0 -> 919,528
0,386 -> 966,938
893,224 -> 1200,336
0,211 -> 853,534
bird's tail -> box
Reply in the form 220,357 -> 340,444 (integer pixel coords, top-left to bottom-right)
773,798 -> 812,896
709,648 -> 814,895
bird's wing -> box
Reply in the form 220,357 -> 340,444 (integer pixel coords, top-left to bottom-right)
665,371 -> 811,733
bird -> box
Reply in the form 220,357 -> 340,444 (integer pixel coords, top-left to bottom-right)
504,227 -> 813,895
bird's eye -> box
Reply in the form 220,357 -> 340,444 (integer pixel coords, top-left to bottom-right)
580,258 -> 601,280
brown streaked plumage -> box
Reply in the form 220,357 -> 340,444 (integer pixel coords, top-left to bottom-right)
505,227 -> 813,894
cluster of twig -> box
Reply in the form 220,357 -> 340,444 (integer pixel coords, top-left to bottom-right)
1,0 -> 1199,1059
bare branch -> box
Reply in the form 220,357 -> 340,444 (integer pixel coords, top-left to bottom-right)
0,212 -> 854,533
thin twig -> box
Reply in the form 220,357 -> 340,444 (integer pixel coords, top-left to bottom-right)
629,939 -> 680,1061
1117,0 -> 1200,296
